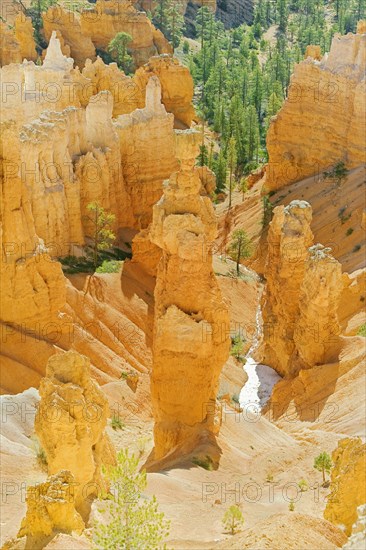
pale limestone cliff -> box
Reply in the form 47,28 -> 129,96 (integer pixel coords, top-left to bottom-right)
266,30 -> 366,191
114,76 -> 178,229
35,351 -> 115,519
260,201 -> 314,376
149,129 -> 230,459
324,437 -> 366,536
134,55 -> 195,127
0,32 -> 87,124
17,471 -> 84,542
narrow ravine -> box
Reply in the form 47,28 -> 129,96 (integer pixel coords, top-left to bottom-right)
239,305 -> 282,412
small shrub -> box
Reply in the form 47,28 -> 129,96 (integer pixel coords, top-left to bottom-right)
119,371 -> 129,380
346,227 -> 354,236
353,244 -> 361,252
111,415 -> 124,431
192,455 -> 214,471
93,449 -> 170,548
96,260 -> 121,273
298,479 -> 308,492
314,451 -> 332,486
222,504 -> 244,535
357,323 -> 366,337
31,435 -> 48,470
338,207 -> 351,224
323,161 -> 348,186
266,472 -> 274,483
262,194 -> 273,227
183,40 -> 190,54
232,393 -> 240,404
230,334 -> 246,361
289,499 -> 295,511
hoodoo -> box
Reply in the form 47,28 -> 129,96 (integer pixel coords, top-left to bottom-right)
149,129 -> 230,459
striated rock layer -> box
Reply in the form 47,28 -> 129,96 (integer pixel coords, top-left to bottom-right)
35,351 -> 115,519
266,29 -> 366,191
149,129 -> 230,459
260,201 -> 344,377
324,437 -> 366,536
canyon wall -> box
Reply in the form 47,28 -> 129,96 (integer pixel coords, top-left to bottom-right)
149,130 -> 230,459
260,201 -> 344,377
265,29 -> 366,191
216,0 -> 254,28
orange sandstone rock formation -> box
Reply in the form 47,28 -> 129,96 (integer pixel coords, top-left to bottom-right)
324,437 -> 366,536
266,29 -> 366,191
35,351 -> 115,519
343,504 -> 366,549
114,76 -> 178,229
260,201 -> 345,376
260,201 -> 313,376
80,0 -> 172,68
304,44 -> 322,60
0,14 -> 37,66
42,7 -> 96,69
149,129 -> 230,459
17,471 -> 85,543
0,121 -> 66,329
294,244 -> 343,368
82,56 -> 143,116
134,55 -> 196,127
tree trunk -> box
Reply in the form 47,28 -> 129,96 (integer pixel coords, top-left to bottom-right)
236,241 -> 241,275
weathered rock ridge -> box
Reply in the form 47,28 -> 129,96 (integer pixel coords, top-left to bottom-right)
266,29 -> 366,191
149,130 -> 230,459
260,201 -> 344,377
